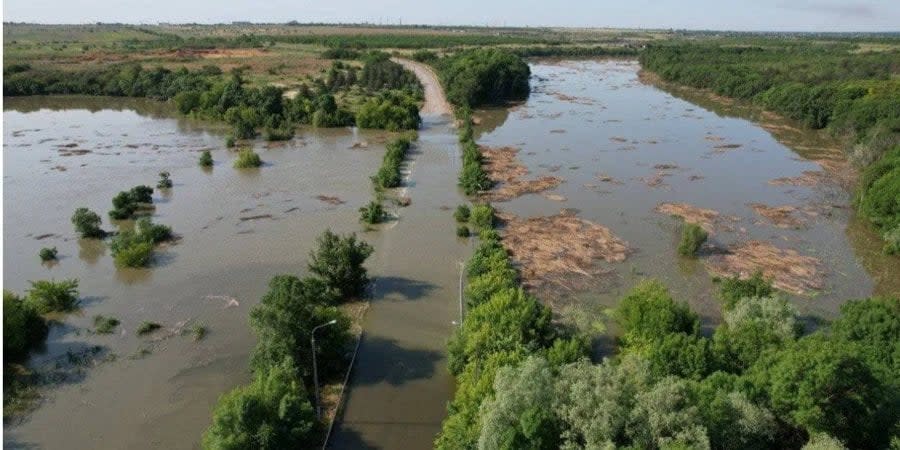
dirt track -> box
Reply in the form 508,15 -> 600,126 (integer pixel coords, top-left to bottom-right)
392,58 -> 453,116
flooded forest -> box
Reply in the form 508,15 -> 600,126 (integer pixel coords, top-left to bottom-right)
3,23 -> 899,450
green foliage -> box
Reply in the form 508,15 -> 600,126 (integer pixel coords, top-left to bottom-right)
3,290 -> 48,362
109,185 -> 154,220
464,231 -> 517,308
469,203 -> 495,230
233,148 -> 262,168
713,296 -> 802,372
829,296 -> 900,379
747,335 -> 894,448
24,279 -> 80,314
614,280 -> 700,351
372,137 -> 411,189
202,357 -> 317,450
456,112 -> 492,195
321,47 -> 360,60
718,271 -> 774,310
156,171 -> 173,189
135,217 -> 173,244
310,93 -> 353,128
645,332 -> 718,380
192,324 -> 208,341
136,321 -> 161,335
857,146 -> 900,237
249,275 -> 349,380
307,230 -> 374,300
477,356 -> 561,450
359,53 -> 421,92
39,247 -> 58,261
677,222 -> 708,257
263,125 -> 294,141
109,230 -> 154,267
456,225 -> 470,238
71,207 -> 104,238
199,150 -> 214,167
359,201 -> 386,224
356,90 -> 421,131
225,135 -> 236,148
883,225 -> 900,255
454,204 -> 471,223
93,315 -> 120,334
437,48 -> 531,108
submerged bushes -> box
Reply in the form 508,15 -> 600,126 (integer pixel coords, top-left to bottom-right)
356,90 -> 421,131
232,148 -> 262,168
372,137 -> 412,189
24,279 -> 80,314
4,290 -> 49,362
678,222 -> 708,257
456,109 -> 492,195
109,218 -> 173,268
109,185 -> 154,220
71,207 -> 105,238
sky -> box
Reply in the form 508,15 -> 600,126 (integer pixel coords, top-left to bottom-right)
4,0 -> 900,32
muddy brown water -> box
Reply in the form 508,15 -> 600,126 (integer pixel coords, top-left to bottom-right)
4,59 -> 899,449
474,60 -> 898,333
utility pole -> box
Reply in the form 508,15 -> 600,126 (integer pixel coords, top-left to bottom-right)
311,319 -> 338,420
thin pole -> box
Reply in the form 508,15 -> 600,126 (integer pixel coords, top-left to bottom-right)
311,320 -> 337,420
458,261 -> 464,325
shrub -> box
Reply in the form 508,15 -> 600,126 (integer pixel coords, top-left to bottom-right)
359,201 -> 386,224
678,223 -> 708,257
264,126 -> 294,141
191,324 -> 208,341
883,225 -> 900,255
614,280 -> 699,351
93,315 -> 120,334
109,230 -> 154,268
199,150 -> 214,167
437,48 -> 531,107
109,186 -> 154,220
135,217 -> 173,244
857,146 -> 900,233
24,279 -> 80,314
224,135 -> 236,148
713,296 -> 801,372
156,171 -> 173,189
456,225 -> 470,237
202,357 -> 317,450
372,137 -> 411,189
71,207 -> 104,238
718,271 -> 773,310
3,290 -> 48,362
356,90 -> 421,131
469,203 -> 494,230
454,204 -> 471,223
308,230 -> 374,300
233,148 -> 262,168
136,321 -> 162,335
39,247 -> 58,262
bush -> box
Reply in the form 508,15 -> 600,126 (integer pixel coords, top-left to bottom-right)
71,207 -> 104,238
233,148 -> 262,168
109,230 -> 155,267
225,135 -> 236,148
359,54 -> 421,92
372,137 -> 411,189
136,217 -> 173,243
156,171 -> 173,189
677,223 -> 708,257
857,146 -> 900,233
199,150 -> 214,167
356,90 -> 421,131
24,279 -> 80,314
359,201 -> 386,224
718,271 -> 773,310
883,225 -> 900,255
614,280 -> 699,351
3,290 -> 48,362
264,126 -> 294,141
454,204 -> 470,223
456,225 -> 470,237
109,186 -> 154,220
469,203 -> 494,230
39,247 -> 58,262
94,315 -> 120,334
136,321 -> 162,335
308,230 -> 374,300
202,357 -> 317,450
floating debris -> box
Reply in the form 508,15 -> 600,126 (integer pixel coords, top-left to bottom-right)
748,203 -> 806,229
479,145 -> 563,202
655,202 -> 729,233
705,240 -> 824,296
314,195 -> 345,205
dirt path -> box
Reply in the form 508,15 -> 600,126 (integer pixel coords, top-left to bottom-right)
393,58 -> 453,116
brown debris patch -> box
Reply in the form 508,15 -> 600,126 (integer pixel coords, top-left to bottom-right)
58,148 -> 92,156
653,163 -> 680,170
480,146 -> 563,202
655,202 -> 722,233
543,193 -> 567,202
714,143 -> 742,149
705,241 -> 824,296
595,173 -> 624,185
769,171 -> 824,187
314,195 -> 345,205
239,214 -> 273,222
748,203 -> 806,229
498,210 -> 630,291
609,136 -> 628,143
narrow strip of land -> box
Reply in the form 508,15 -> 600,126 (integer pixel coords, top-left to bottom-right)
392,58 -> 453,116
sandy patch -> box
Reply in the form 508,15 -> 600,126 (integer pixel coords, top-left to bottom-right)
655,202 -> 730,234
769,171 -> 825,187
705,240 -> 824,296
498,210 -> 630,292
479,146 -> 563,202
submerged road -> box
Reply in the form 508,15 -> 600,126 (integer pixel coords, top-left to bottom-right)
328,61 -> 466,449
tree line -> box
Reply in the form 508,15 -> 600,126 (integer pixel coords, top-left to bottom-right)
640,42 -> 899,254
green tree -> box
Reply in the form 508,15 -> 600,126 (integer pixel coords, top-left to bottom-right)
3,290 -> 48,362
678,223 -> 708,257
202,357 -> 317,450
712,296 -> 802,372
71,207 -> 104,238
307,231 -> 373,300
614,280 -> 699,351
24,279 -> 80,314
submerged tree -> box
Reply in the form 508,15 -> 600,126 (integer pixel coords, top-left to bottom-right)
307,230 -> 374,300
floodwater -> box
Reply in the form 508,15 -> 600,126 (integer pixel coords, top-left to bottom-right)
4,59 -> 899,450
2,96 -> 402,449
474,60 -> 899,331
